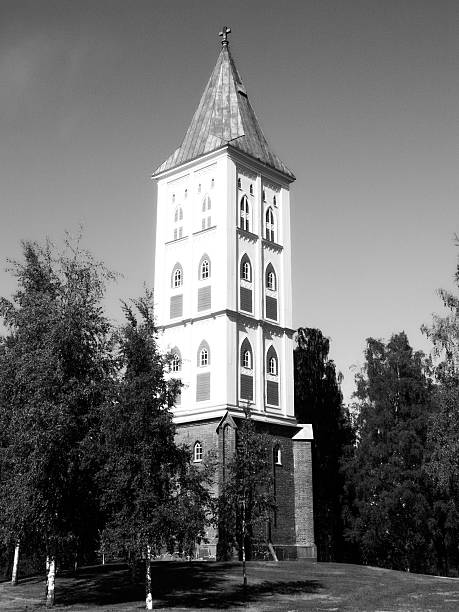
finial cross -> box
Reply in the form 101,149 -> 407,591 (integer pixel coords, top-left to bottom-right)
219,26 -> 231,46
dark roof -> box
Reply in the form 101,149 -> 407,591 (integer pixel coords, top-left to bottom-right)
153,44 -> 295,180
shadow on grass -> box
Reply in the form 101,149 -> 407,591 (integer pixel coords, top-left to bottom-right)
55,562 -> 322,609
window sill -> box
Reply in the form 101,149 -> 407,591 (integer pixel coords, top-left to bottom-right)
165,235 -> 189,245
193,225 -> 217,236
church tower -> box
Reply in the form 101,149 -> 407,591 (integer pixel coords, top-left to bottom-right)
152,28 -> 316,560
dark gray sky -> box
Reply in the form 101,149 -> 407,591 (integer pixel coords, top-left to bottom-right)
1,0 -> 458,400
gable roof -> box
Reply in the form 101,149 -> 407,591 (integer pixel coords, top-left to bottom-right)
153,43 -> 295,180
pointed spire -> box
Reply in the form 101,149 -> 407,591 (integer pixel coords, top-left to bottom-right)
153,33 -> 294,180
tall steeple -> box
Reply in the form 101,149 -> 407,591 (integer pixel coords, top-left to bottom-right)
153,29 -> 294,180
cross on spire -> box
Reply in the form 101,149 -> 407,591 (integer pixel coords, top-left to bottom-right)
219,26 -> 231,46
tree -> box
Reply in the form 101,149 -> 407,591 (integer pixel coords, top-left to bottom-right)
0,237 -> 114,605
218,409 -> 276,590
294,328 -> 353,562
422,241 -> 459,573
342,333 -> 434,573
98,292 -> 213,610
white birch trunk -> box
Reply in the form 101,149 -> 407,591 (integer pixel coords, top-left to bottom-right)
145,545 -> 153,610
46,557 -> 56,607
11,540 -> 20,585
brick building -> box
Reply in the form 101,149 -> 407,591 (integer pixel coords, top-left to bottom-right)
152,28 -> 316,560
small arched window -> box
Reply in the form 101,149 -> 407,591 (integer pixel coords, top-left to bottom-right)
240,255 -> 252,282
266,264 -> 277,291
249,184 -> 253,196
237,177 -> 241,189
273,195 -> 277,207
240,338 -> 253,370
211,178 -> 215,189
184,189 -> 188,199
199,255 -> 211,280
171,349 -> 181,372
274,445 -> 282,465
262,189 -> 266,202
265,207 -> 275,242
171,264 -> 183,288
198,183 -> 202,193
172,193 -> 175,203
193,441 -> 203,462
197,340 -> 210,367
240,196 -> 250,232
267,346 -> 278,376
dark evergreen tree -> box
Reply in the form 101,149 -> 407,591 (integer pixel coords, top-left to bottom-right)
98,292 -> 213,610
294,327 -> 353,562
0,238 -> 115,604
342,333 -> 434,573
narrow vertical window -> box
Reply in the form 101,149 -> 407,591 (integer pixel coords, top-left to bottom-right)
265,207 -> 275,242
249,184 -> 254,196
193,441 -> 203,462
171,264 -> 183,288
239,195 -> 250,232
237,177 -> 241,189
201,195 -> 211,229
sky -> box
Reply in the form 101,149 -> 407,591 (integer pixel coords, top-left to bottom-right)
1,0 -> 458,401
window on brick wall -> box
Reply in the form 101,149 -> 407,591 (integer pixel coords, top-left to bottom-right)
274,445 -> 282,465
193,441 -> 203,462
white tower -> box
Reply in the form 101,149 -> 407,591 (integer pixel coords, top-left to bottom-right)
152,28 -> 315,560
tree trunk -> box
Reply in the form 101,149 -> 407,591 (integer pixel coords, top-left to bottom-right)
46,557 -> 56,607
145,545 -> 153,610
242,499 -> 247,592
11,540 -> 20,586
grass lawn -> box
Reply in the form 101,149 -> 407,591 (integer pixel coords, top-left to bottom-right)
1,560 -> 459,611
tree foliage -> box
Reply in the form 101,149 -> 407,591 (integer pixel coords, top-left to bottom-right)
342,333 -> 435,572
294,328 -> 353,562
0,237 -> 115,601
218,410 -> 276,587
98,292 -> 213,608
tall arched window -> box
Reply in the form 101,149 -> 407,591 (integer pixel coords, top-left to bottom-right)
240,338 -> 253,370
249,184 -> 253,196
267,346 -> 278,376
239,254 -> 253,313
266,263 -> 277,291
193,441 -> 203,462
240,195 -> 250,232
240,338 -> 254,401
201,195 -> 212,230
199,254 -> 211,280
171,263 -> 183,288
265,207 -> 275,242
237,177 -> 241,189
241,259 -> 251,282
197,340 -> 210,367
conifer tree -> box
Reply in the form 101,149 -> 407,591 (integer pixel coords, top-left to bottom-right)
294,328 -> 353,561
342,333 -> 434,572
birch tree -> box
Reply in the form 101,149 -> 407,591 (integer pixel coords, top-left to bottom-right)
99,292 -> 213,610
0,237 -> 114,605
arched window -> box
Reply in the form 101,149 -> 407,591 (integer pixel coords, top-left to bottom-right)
171,349 -> 181,372
274,445 -> 282,465
239,195 -> 250,232
211,178 -> 215,189
266,263 -> 277,291
273,195 -> 277,207
198,183 -> 202,193
265,207 -> 275,242
241,258 -> 251,282
201,195 -> 212,230
249,184 -> 253,196
171,264 -> 183,288
199,254 -> 211,280
267,346 -> 278,376
240,338 -> 253,370
262,189 -> 266,202
184,188 -> 188,199
197,340 -> 210,367
237,177 -> 241,189
193,441 -> 203,462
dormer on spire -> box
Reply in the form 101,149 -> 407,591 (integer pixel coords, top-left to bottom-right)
219,26 -> 231,46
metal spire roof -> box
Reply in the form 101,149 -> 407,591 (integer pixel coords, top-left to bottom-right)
153,29 -> 295,180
